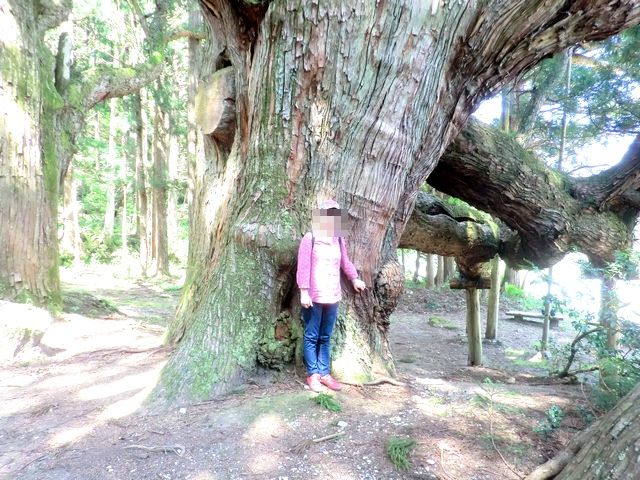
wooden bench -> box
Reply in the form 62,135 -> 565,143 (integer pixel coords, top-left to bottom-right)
505,310 -> 566,328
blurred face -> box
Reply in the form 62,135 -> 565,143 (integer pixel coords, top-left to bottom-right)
312,208 -> 346,237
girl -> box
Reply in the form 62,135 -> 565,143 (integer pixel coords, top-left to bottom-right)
296,200 -> 366,392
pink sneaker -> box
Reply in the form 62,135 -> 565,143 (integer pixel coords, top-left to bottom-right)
307,373 -> 323,393
320,374 -> 342,391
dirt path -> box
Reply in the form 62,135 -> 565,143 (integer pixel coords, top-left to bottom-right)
1,271 -> 595,480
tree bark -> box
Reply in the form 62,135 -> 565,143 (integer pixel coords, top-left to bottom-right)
526,383 -> 640,480
135,92 -> 151,275
0,1 -> 66,307
151,103 -> 170,277
103,97 -> 119,238
158,0 -> 640,401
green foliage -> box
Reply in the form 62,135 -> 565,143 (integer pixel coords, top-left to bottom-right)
313,393 -> 342,412
578,250 -> 640,280
533,405 -> 564,438
386,437 -> 416,471
82,231 -> 118,264
503,283 -> 543,311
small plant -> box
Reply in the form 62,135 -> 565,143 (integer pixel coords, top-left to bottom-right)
313,393 -> 341,412
534,405 -> 564,438
386,437 -> 416,471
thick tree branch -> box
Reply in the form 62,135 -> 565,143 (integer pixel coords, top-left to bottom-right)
429,119 -> 637,268
575,134 -> 640,212
399,192 -> 521,277
84,61 -> 164,110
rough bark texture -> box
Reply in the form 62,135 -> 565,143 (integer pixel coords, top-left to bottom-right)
431,121 -> 640,268
0,0 -> 66,307
160,0 -> 640,402
526,383 -> 640,480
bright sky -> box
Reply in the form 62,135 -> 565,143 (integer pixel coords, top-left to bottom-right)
472,96 -> 636,175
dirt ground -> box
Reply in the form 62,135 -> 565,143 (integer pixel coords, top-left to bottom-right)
1,267 -> 598,480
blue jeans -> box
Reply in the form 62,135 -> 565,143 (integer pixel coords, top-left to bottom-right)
302,303 -> 338,375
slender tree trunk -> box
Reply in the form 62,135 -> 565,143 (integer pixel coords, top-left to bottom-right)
541,266 -> 554,354
435,256 -> 445,287
158,0 -> 640,402
485,255 -> 503,340
151,104 -> 170,275
167,133 -> 179,256
61,166 -> 82,265
426,255 -> 435,289
0,1 -> 63,307
151,103 -> 170,276
599,275 -> 620,391
556,49 -> 573,172
135,92 -> 151,276
443,256 -> 455,282
466,288 -> 482,366
413,252 -> 421,283
121,138 -> 129,262
103,96 -> 119,238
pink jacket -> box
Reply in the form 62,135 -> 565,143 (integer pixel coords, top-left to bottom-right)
296,233 -> 359,304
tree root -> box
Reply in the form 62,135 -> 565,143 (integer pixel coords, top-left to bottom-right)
524,426 -> 593,480
340,376 -> 406,387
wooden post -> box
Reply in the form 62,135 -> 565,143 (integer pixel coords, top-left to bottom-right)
485,255 -> 503,340
450,275 -> 490,366
466,288 -> 482,366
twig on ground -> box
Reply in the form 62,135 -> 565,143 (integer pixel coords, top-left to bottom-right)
439,444 -> 454,480
290,431 -> 345,454
123,444 -> 185,457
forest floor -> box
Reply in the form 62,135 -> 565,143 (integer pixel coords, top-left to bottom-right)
0,267 -> 599,480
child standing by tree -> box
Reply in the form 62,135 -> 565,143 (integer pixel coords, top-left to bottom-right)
296,200 -> 366,392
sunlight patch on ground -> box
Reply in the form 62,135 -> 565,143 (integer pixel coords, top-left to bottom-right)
78,370 -> 158,401
97,363 -> 165,420
47,362 -> 165,448
49,425 -> 94,448
245,452 -> 280,475
414,377 -> 460,392
412,394 -> 451,417
191,472 -> 218,480
243,413 -> 286,443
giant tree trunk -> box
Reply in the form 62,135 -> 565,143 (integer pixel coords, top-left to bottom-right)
158,0 -> 640,402
0,1 -> 65,307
